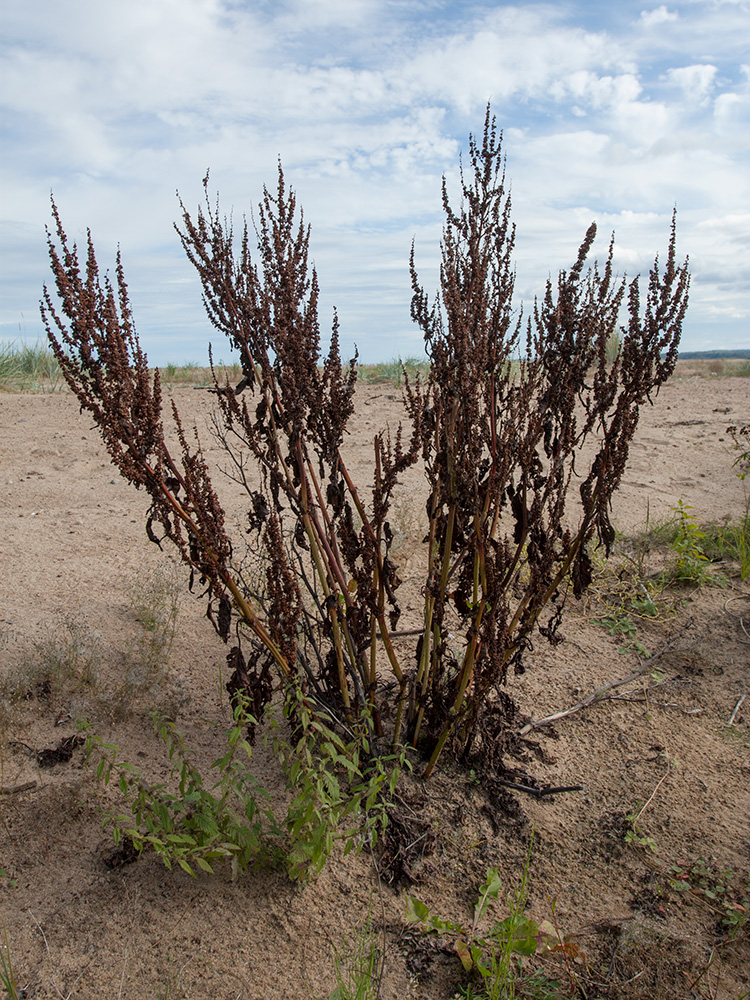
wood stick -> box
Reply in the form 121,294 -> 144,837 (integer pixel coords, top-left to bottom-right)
495,779 -> 584,799
0,780 -> 37,795
727,694 -> 746,726
518,636 -> 680,736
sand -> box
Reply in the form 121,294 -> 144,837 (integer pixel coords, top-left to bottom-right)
0,361 -> 748,999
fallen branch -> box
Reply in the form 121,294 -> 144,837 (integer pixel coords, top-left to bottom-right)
727,694 -> 746,726
0,780 -> 37,795
495,780 -> 584,799
519,633 -> 683,736
630,754 -> 671,827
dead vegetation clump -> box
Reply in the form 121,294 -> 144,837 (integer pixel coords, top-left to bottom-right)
40,107 -> 690,787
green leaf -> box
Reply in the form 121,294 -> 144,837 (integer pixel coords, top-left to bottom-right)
498,916 -> 539,956
165,833 -> 197,845
428,914 -> 463,935
474,867 -> 502,924
405,895 -> 430,925
454,938 -> 474,972
470,942 -> 490,977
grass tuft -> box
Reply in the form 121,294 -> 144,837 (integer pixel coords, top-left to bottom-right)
0,339 -> 63,392
357,356 -> 430,386
0,927 -> 20,1000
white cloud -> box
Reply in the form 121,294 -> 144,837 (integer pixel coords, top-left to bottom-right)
639,5 -> 679,28
551,71 -> 643,108
1,0 -> 749,359
713,70 -> 750,141
665,64 -> 718,104
400,7 -> 631,113
273,0 -> 379,32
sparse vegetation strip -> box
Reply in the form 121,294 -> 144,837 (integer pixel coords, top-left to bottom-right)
0,338 -> 62,392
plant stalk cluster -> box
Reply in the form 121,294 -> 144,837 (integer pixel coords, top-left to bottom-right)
42,108 -> 690,775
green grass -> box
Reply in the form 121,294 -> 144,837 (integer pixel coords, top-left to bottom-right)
706,358 -> 750,377
0,345 -> 426,392
699,514 -> 750,580
327,900 -> 382,1000
0,339 -> 63,392
0,927 -> 20,1000
724,359 -> 750,376
677,357 -> 750,378
357,356 -> 430,386
160,361 -> 213,384
625,502 -> 750,584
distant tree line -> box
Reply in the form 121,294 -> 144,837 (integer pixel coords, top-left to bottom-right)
676,349 -> 750,359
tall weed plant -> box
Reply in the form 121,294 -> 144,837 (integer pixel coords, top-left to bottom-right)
41,106 -> 690,793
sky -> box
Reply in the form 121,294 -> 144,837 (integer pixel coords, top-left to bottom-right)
1,0 -> 749,366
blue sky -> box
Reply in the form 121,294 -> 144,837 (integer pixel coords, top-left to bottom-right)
2,0 -> 749,365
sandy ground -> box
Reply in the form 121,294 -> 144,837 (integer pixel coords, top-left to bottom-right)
0,361 -> 749,999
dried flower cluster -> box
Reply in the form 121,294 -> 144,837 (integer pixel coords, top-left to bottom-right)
42,108 -> 689,775
407,111 -> 689,773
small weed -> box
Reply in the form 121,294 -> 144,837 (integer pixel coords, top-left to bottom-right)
587,535 -> 667,648
0,870 -> 17,891
406,840 -> 575,998
700,514 -> 750,582
623,502 -> 749,585
592,611 -> 637,640
31,612 -> 102,712
128,564 -> 180,640
87,687 -> 408,881
109,564 -> 184,717
624,811 -> 658,853
274,688 -> 410,880
591,600 -> 652,657
87,699 -> 285,878
0,927 -> 19,1000
629,589 -> 659,617
19,569 -> 185,722
621,638 -> 650,658
666,858 -> 750,937
624,753 -> 672,854
328,900 -> 382,1000
668,500 -> 715,585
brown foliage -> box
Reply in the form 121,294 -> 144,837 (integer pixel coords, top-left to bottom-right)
407,110 -> 689,772
41,108 -> 690,776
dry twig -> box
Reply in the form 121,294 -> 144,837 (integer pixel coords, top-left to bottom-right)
519,634 -> 682,736
727,694 -> 746,726
0,781 -> 37,796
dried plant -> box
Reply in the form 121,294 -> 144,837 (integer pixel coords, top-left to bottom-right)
41,108 -> 689,779
173,169 -> 420,741
41,195 -> 298,697
406,109 -> 689,773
